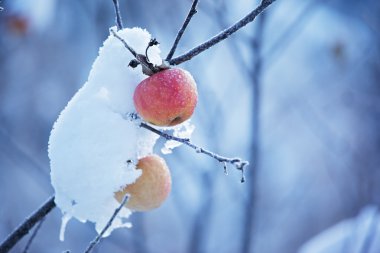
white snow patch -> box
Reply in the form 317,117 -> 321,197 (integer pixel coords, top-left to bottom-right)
161,120 -> 195,154
49,27 -> 162,239
137,127 -> 160,158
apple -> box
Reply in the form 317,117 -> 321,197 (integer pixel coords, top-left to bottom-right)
115,154 -> 171,211
133,68 -> 198,126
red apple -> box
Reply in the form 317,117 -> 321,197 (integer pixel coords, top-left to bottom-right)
133,68 -> 198,126
115,155 -> 171,211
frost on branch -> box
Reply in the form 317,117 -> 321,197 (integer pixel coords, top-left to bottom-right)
161,121 -> 195,154
48,27 -> 174,239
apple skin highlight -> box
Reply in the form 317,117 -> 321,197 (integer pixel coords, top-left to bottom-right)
115,155 -> 172,211
133,68 -> 198,126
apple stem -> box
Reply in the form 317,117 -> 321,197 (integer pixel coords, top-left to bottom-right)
145,38 -> 159,64
166,0 -> 199,61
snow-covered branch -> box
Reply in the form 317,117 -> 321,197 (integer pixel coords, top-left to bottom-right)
127,113 -> 249,182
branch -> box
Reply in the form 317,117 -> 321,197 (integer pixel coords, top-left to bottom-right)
83,194 -> 129,253
168,0 -> 276,66
166,0 -> 199,61
241,8 -> 267,253
125,113 -> 249,182
0,196 -> 55,253
110,29 -> 137,57
22,217 -> 45,253
112,0 -> 124,30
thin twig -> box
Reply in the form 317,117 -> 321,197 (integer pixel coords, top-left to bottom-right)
126,112 -> 248,179
135,119 -> 248,182
83,194 -> 129,253
0,196 -> 56,253
166,0 -> 199,61
168,0 -> 276,66
140,122 -> 248,168
112,0 -> 124,30
110,29 -> 137,57
22,217 -> 45,253
145,38 -> 159,64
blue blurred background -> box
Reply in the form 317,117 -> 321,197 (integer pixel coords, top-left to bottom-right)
1,0 -> 380,252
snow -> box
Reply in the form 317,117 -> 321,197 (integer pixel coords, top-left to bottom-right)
161,120 -> 195,154
49,27 -> 166,239
59,213 -> 71,241
137,127 -> 160,158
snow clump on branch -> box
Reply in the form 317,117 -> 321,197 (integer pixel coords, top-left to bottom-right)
49,27 -> 189,239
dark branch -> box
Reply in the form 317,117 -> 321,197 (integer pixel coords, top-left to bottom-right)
166,0 -> 199,61
134,119 -> 248,182
110,29 -> 137,57
84,194 -> 129,253
112,0 -> 124,30
0,196 -> 55,253
168,0 -> 276,66
22,217 -> 45,253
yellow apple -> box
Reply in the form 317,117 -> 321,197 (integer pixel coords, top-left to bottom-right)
115,154 -> 171,211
